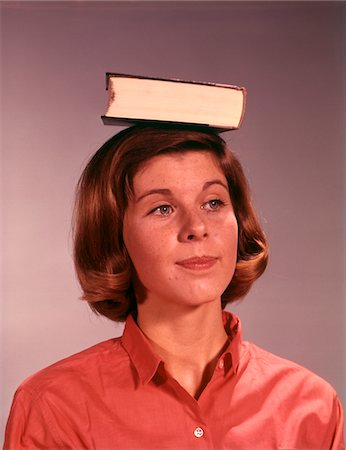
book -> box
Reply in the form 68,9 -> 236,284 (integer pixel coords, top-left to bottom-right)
101,73 -> 246,132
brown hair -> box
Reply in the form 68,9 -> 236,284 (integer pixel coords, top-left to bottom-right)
73,125 -> 268,321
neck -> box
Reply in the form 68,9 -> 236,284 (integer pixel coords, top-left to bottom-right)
137,301 -> 228,399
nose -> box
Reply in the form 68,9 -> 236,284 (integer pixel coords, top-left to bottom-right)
178,210 -> 208,242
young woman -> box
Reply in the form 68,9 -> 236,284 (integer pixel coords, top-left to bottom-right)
4,125 -> 344,449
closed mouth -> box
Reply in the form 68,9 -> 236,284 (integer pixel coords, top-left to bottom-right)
176,256 -> 218,270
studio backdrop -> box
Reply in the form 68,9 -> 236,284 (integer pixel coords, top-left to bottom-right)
1,1 -> 345,441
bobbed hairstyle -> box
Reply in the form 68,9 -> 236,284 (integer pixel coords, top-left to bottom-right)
73,124 -> 268,322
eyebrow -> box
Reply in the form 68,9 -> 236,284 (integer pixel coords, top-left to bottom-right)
136,188 -> 172,203
203,179 -> 229,191
136,179 -> 229,203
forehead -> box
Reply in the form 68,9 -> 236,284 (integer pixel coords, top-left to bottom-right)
132,151 -> 226,193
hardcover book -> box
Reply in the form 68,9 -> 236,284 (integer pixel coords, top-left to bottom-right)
102,73 -> 246,132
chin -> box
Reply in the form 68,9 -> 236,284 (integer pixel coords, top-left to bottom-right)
140,276 -> 231,310
171,286 -> 225,307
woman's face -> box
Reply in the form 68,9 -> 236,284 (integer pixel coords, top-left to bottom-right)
123,151 -> 238,311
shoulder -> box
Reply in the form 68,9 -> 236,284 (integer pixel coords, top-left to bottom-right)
243,340 -> 335,386
223,339 -> 345,448
16,336 -> 126,401
4,337 -> 128,448
239,340 -> 339,408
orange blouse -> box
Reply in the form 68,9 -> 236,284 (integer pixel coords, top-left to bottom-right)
4,312 -> 345,449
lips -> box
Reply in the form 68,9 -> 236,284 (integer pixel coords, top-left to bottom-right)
176,256 -> 218,270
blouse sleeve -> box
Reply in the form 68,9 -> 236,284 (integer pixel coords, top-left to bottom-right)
331,394 -> 345,450
4,387 -> 67,450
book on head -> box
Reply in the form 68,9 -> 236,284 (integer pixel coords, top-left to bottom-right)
101,73 -> 246,133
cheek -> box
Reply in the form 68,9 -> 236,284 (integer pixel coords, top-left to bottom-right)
124,229 -> 147,269
222,222 -> 238,275
219,214 -> 238,249
124,222 -> 169,274
229,224 -> 238,253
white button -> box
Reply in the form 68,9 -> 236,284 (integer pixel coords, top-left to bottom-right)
218,359 -> 224,369
194,427 -> 204,438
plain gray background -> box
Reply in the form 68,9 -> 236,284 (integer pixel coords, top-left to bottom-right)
1,1 -> 345,441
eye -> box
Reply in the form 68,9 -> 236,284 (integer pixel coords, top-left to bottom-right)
202,199 -> 225,211
150,204 -> 173,216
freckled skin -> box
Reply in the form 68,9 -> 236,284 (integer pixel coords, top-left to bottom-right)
123,151 -> 238,311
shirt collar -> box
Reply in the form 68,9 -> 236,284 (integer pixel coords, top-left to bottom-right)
121,314 -> 162,384
121,311 -> 243,384
222,310 -> 242,374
